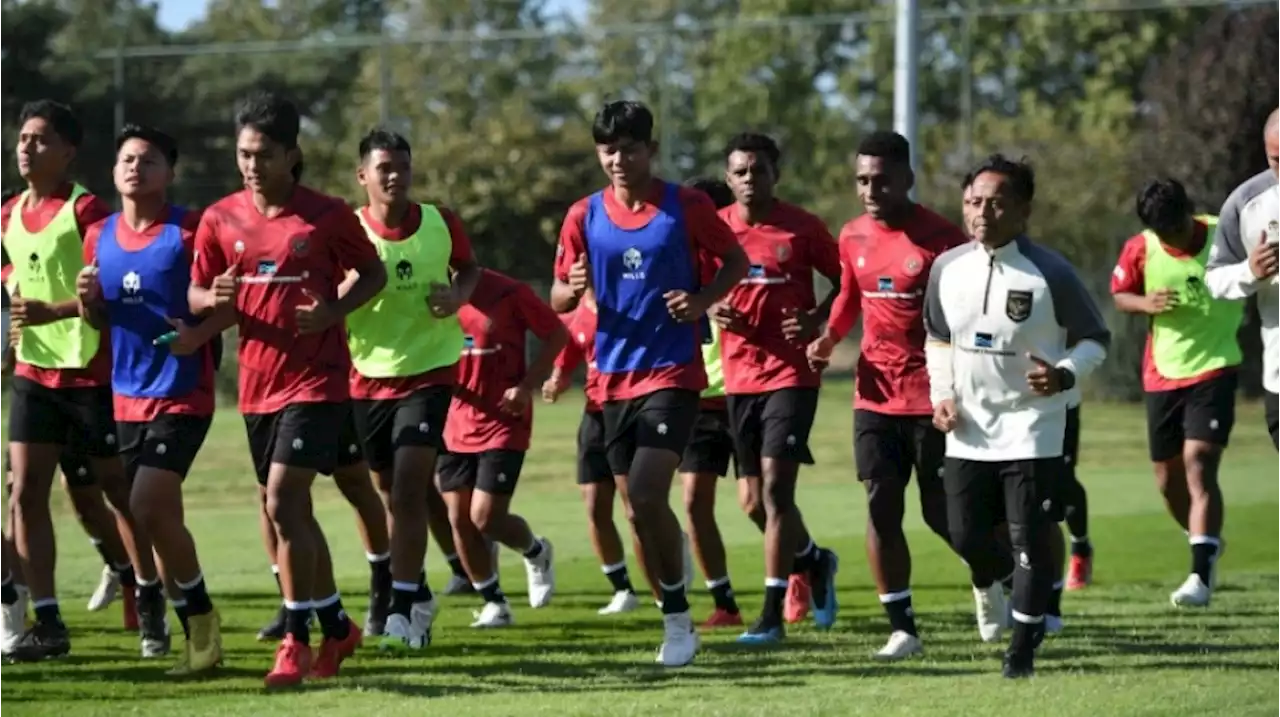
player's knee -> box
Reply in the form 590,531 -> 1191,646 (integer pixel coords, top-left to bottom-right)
264,488 -> 307,535
683,487 -> 714,523
948,522 -> 984,560
865,480 -> 906,534
762,476 -> 796,516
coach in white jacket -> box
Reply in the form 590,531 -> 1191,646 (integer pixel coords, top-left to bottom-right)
924,155 -> 1110,679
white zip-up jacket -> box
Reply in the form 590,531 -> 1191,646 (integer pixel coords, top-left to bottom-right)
923,237 -> 1110,461
1205,170 -> 1279,394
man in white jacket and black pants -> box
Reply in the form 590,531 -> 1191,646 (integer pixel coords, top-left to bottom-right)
924,155 -> 1110,678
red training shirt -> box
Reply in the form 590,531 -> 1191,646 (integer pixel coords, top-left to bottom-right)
348,203 -> 475,401
554,302 -> 604,413
1109,221 -> 1229,392
829,205 -> 967,415
717,200 -> 841,395
445,269 -> 565,453
1,185 -> 113,389
83,208 -> 216,421
190,187 -> 379,415
554,180 -> 739,402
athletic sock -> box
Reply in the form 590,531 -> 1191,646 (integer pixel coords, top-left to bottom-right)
1,574 -> 15,605
415,570 -> 434,603
91,539 -> 114,569
176,573 -> 213,616
603,562 -> 634,594
445,553 -> 468,580
313,593 -> 351,640
1047,580 -> 1064,618
1070,535 -> 1092,558
792,540 -> 818,574
172,599 -> 191,639
137,578 -> 165,605
761,578 -> 787,625
522,537 -> 545,561
271,564 -> 283,597
284,600 -> 311,644
474,574 -> 507,605
707,577 -> 739,614
1190,535 -> 1220,584
881,589 -> 918,637
659,580 -> 690,615
368,552 -> 391,599
390,581 -> 418,618
33,599 -> 63,627
116,562 -> 137,590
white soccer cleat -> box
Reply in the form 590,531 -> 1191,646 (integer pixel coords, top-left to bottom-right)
873,630 -> 923,660
88,566 -> 119,612
655,611 -> 699,667
1,586 -> 28,655
524,537 -> 555,608
973,583 -> 1007,643
1045,614 -> 1064,635
140,618 -> 171,658
1171,574 -> 1212,608
682,532 -> 695,590
378,600 -> 435,653
411,598 -> 438,643
470,601 -> 514,628
443,575 -> 474,596
598,590 -> 640,615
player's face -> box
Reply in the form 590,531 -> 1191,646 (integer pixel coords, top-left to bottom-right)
595,137 -> 654,190
964,171 -> 1027,246
725,150 -> 777,207
359,148 -> 412,204
15,117 -> 74,184
1266,127 -> 1278,179
855,155 -> 910,221
236,126 -> 298,195
113,138 -> 172,199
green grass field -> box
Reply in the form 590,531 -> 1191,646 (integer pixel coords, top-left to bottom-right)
2,382 -> 1277,716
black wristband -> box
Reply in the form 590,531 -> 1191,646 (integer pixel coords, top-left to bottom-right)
1055,367 -> 1076,391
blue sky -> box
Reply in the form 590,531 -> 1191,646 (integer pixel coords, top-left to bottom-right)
156,0 -> 586,31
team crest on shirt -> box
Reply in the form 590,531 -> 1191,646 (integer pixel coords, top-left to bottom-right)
289,235 -> 311,258
774,243 -> 791,262
902,255 -> 922,277
395,260 -> 414,281
1005,290 -> 1033,323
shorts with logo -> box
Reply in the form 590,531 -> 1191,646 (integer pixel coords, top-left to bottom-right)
1265,391 -> 1278,450
117,414 -> 213,482
436,449 -> 525,495
854,409 -> 944,487
727,387 -> 819,479
602,389 -> 701,476
2,443 -> 97,488
944,456 -> 1062,538
243,401 -> 349,486
577,410 -> 613,485
1144,371 -> 1237,462
8,377 -> 117,487
679,408 -> 736,477
353,386 -> 451,473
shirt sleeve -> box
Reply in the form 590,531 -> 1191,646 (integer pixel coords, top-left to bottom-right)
1040,250 -> 1112,380
553,314 -> 585,373
1109,236 -> 1146,295
190,210 -> 227,286
680,189 -> 739,258
179,209 -> 204,264
75,194 -> 114,238
824,238 -> 861,342
923,248 -> 956,344
439,207 -> 476,265
513,283 -> 565,340
324,203 -> 381,272
554,200 -> 589,282
82,221 -> 104,265
1205,176 -> 1270,300
806,218 -> 843,279
1,196 -> 16,236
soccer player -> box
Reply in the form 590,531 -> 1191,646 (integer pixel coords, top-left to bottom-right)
438,269 -> 566,627
925,154 -> 1110,678
806,131 -> 970,658
76,124 -> 227,674
2,99 -> 162,661
550,100 -> 749,666
342,128 -> 480,650
1112,179 -> 1241,607
710,133 -> 840,644
189,92 -> 383,686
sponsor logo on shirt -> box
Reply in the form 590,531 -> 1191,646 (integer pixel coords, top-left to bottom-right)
740,263 -> 785,285
621,247 -> 645,280
121,270 -> 144,305
460,335 -> 501,356
964,331 -> 1013,356
877,276 -> 894,292
863,275 -> 921,300
239,259 -> 306,284
974,332 -> 994,348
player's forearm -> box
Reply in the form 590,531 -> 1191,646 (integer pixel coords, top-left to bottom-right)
1057,339 -> 1107,383
330,261 -> 387,318
188,284 -> 218,316
46,299 -> 81,322
699,245 -> 749,304
822,287 -> 859,344
1112,292 -> 1151,315
78,300 -> 106,330
550,280 -> 580,313
1204,262 -> 1260,300
452,260 -> 481,304
336,269 -> 359,300
521,326 -> 570,391
925,340 -> 955,404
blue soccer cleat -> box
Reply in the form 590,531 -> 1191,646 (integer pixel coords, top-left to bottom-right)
811,549 -> 839,630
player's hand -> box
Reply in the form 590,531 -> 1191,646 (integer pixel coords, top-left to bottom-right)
76,262 -> 102,306
295,288 -> 339,334
567,255 -> 590,297
10,296 -> 56,328
155,317 -> 203,356
212,263 -> 239,308
1248,235 -> 1279,280
1143,287 -> 1179,315
781,307 -> 821,342
663,290 -> 710,323
541,371 -> 571,403
710,302 -> 748,333
501,384 -> 532,415
1025,354 -> 1063,396
932,399 -> 959,433
427,281 -> 462,318
806,334 -> 836,372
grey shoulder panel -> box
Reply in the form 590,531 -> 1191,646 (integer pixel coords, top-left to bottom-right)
1021,240 -> 1112,349
923,242 -> 972,343
1209,171 -> 1277,269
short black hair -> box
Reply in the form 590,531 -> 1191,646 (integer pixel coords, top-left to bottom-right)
235,91 -> 300,149
685,177 -> 734,209
723,132 -> 781,170
856,131 -> 910,166
19,99 -> 83,148
592,100 -> 654,145
1136,178 -> 1194,236
116,124 -> 178,166
359,128 -> 411,161
965,153 -> 1036,203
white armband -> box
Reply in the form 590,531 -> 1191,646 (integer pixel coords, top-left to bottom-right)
1057,339 -> 1107,383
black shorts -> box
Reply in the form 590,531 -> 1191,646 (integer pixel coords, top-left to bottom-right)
436,449 -> 525,495
576,411 -> 613,485
944,456 -> 1062,534
2,445 -> 95,488
1265,391 -> 1278,450
243,401 -> 350,486
117,414 -> 212,482
353,386 -> 451,473
1144,372 -> 1237,462
8,376 -> 118,460
853,409 -> 944,487
727,388 -> 819,478
1049,406 -> 1084,522
679,408 -> 735,477
601,389 -> 701,476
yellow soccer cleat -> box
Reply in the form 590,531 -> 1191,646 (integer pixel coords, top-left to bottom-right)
185,610 -> 224,674
165,643 -> 193,677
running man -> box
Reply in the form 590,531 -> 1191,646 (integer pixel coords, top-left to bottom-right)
189,92 -> 384,686
550,100 -> 749,666
807,131 -> 969,658
2,99 -> 161,662
343,128 -> 481,650
925,154 -> 1110,678
438,268 -> 567,628
712,132 -> 841,644
1112,178 -> 1241,607
76,124 -> 226,674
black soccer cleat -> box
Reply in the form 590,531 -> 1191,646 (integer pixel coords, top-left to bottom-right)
7,622 -> 71,663
1002,648 -> 1035,679
256,605 -> 288,642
